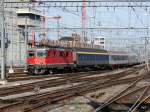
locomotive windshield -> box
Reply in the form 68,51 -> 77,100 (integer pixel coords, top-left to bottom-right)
36,50 -> 47,57
28,51 -> 35,57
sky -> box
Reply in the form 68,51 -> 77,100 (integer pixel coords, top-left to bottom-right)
41,4 -> 150,40
32,1 -> 150,52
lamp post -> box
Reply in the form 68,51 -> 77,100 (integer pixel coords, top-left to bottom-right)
90,16 -> 94,48
0,0 -> 7,84
9,14 -> 14,73
144,13 -> 150,71
24,17 -> 28,72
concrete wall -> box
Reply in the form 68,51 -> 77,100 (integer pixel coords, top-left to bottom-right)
0,7 -> 41,67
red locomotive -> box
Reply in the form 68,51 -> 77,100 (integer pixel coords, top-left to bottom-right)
27,47 -> 74,74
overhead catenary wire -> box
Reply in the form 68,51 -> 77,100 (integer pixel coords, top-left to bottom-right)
131,7 -> 146,27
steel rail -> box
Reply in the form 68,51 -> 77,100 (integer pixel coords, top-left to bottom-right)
23,76 -> 150,112
0,68 -> 137,96
95,75 -> 150,112
130,94 -> 150,112
22,74 -> 149,111
0,66 -> 144,111
127,85 -> 150,112
0,74 -> 148,112
7,70 -> 111,81
95,78 -> 141,112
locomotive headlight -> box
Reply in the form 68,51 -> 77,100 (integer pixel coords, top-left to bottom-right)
35,59 -> 40,64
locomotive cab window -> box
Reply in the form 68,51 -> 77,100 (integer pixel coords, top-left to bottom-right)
37,50 -> 47,57
28,51 -> 34,57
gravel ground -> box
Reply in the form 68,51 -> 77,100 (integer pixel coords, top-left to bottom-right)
46,67 -> 150,112
46,84 -> 129,112
1,66 -> 149,112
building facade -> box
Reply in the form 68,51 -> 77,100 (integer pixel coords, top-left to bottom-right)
1,7 -> 42,67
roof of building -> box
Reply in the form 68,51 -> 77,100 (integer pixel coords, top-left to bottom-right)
16,8 -> 42,16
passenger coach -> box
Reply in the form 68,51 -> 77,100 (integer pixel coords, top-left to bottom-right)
109,51 -> 129,68
73,48 -> 109,68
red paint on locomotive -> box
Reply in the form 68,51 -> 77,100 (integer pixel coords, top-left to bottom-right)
27,48 -> 73,65
27,50 -> 35,65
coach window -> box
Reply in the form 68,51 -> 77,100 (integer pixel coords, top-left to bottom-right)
80,55 -> 82,60
121,56 -> 123,60
78,55 -> 81,60
113,56 -> 117,60
123,56 -> 125,60
84,55 -> 86,60
86,55 -> 88,60
87,55 -> 89,60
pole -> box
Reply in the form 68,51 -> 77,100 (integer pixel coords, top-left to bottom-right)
0,0 -> 7,83
9,15 -> 14,73
146,13 -> 150,71
18,30 -> 21,66
57,19 -> 60,40
90,17 -> 94,48
144,37 -> 150,71
24,17 -> 28,72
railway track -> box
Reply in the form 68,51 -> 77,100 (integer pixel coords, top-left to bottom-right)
0,65 -> 147,112
95,85 -> 150,112
17,73 -> 150,112
95,75 -> 150,112
7,70 -> 111,82
0,70 -> 114,96
0,67 -> 139,97
7,64 -> 143,82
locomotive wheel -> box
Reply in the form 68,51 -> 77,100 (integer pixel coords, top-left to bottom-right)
27,69 -> 34,75
34,69 -> 46,75
49,70 -> 53,75
27,70 -> 33,75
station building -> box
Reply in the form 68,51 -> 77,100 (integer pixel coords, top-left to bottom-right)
0,6 -> 42,67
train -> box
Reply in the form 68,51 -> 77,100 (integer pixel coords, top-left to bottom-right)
27,46 -> 140,75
